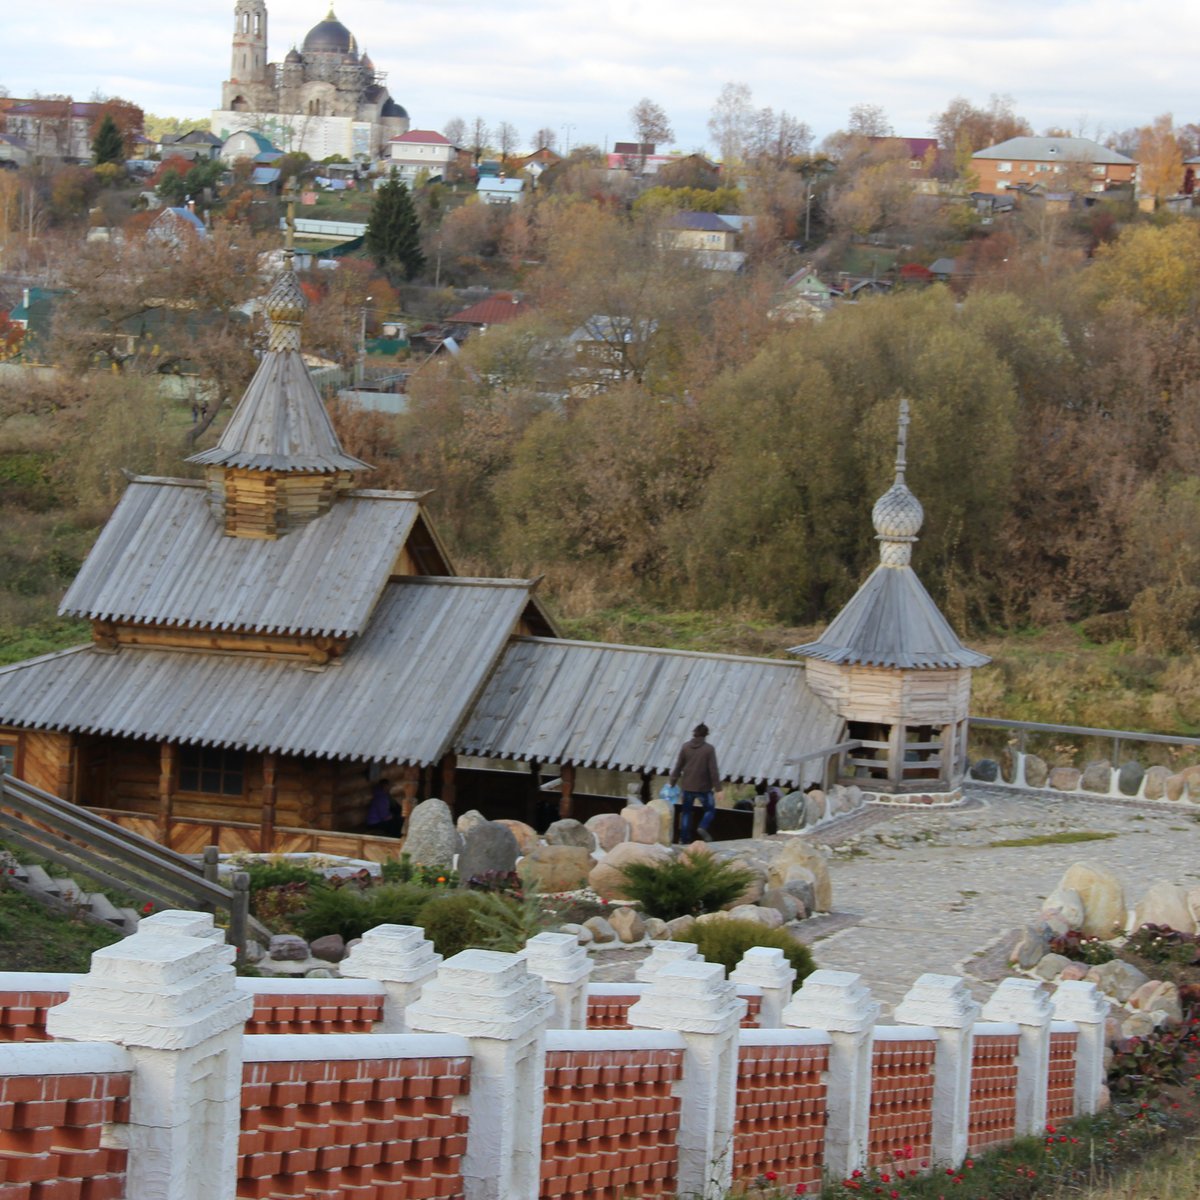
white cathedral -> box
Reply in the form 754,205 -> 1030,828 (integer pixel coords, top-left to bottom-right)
211,1 -> 411,161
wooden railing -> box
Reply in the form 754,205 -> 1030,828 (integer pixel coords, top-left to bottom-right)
0,773 -> 250,955
969,716 -> 1200,765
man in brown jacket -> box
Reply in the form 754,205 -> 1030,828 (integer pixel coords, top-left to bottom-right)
670,723 -> 721,843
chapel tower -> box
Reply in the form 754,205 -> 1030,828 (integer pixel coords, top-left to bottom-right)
230,0 -> 269,86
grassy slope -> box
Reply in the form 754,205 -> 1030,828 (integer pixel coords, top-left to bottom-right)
0,889 -> 121,971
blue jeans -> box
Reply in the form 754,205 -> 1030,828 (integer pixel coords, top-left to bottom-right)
679,790 -> 716,842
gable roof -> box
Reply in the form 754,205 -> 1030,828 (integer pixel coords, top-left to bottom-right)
227,130 -> 279,154
389,130 -> 451,145
477,177 -> 523,194
5,578 -> 532,766
457,637 -> 841,786
668,211 -> 736,232
972,136 -> 1135,166
60,478 -> 422,638
447,293 -> 531,326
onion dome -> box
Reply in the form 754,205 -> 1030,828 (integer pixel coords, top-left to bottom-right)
381,98 -> 408,119
285,46 -> 302,64
302,9 -> 353,53
360,49 -> 374,71
873,399 -> 922,567
265,268 -> 307,351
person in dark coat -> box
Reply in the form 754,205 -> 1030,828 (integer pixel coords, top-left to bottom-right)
670,723 -> 721,843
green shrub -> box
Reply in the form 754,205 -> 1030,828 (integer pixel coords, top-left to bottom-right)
676,919 -> 815,982
294,883 -> 433,942
469,892 -> 547,952
620,854 -> 755,920
380,854 -> 458,888
416,891 -> 495,958
242,860 -> 325,893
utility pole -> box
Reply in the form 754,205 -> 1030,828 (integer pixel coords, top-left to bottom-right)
356,295 -> 373,386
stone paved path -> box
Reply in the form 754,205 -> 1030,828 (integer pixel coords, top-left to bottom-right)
591,787 -> 1200,1014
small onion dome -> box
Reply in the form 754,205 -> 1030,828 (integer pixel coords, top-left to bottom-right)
266,268 -> 307,328
381,98 -> 408,119
285,46 -> 302,64
872,478 -> 924,541
360,50 -> 373,70
302,11 -> 353,53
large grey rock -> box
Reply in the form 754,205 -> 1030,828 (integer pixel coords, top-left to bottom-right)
519,845 -> 593,894
608,906 -> 646,944
1144,765 -> 1172,801
404,798 -> 462,868
588,841 -> 672,900
646,798 -> 674,844
1000,747 -> 1017,784
1023,754 -> 1049,788
665,914 -> 695,938
1086,959 -> 1149,1003
1133,882 -> 1196,934
775,792 -> 806,831
1080,761 -> 1113,794
804,791 -> 828,826
457,820 -> 520,882
1034,952 -> 1072,981
1117,761 -> 1145,797
495,819 -> 540,856
1128,980 -> 1183,1026
584,915 -> 617,944
971,758 -> 999,782
269,934 -> 310,962
1042,885 -> 1085,931
1059,861 -> 1125,938
761,886 -> 802,922
1166,774 -> 1187,802
768,841 -> 831,912
545,818 -> 594,850
586,813 -> 631,852
1010,923 -> 1051,969
644,917 -> 670,940
456,809 -> 489,837
779,866 -> 816,916
559,922 -> 592,946
729,904 -> 784,930
719,857 -> 767,908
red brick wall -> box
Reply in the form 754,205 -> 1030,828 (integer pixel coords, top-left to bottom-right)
968,1032 -> 1019,1154
0,1072 -> 130,1200
868,1038 -> 935,1167
0,993 -> 69,1043
1046,1030 -> 1078,1124
540,1047 -> 684,1199
245,994 -> 384,1035
733,1041 -> 828,1195
585,991 -> 762,1030
238,1055 -> 469,1200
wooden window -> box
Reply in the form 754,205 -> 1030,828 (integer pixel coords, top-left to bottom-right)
179,746 -> 245,796
0,739 -> 15,776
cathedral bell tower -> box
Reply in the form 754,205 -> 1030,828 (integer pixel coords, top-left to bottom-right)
231,0 -> 268,84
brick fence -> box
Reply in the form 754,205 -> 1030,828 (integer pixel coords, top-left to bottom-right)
0,912 -> 1110,1200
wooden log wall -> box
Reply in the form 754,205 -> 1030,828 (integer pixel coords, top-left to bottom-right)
806,662 -> 971,726
15,730 -> 75,800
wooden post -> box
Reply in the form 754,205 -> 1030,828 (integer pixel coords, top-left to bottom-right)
157,742 -> 176,845
440,751 -> 457,814
528,759 -> 541,827
558,763 -> 576,819
260,752 -> 278,853
887,723 -> 904,791
639,771 -> 652,803
401,764 -> 420,821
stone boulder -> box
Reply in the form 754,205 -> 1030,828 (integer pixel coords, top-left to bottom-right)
1058,861 -> 1125,938
621,804 -> 663,846
519,845 -> 593,894
309,934 -> 346,963
456,809 -> 488,837
269,934 -> 310,961
1133,882 -> 1197,934
728,904 -> 784,930
1086,959 -> 1149,1003
999,747 -> 1017,784
804,791 -> 828,826
718,856 -> 767,908
457,820 -> 520,883
761,887 -> 802,922
608,906 -> 646,944
1059,961 -> 1089,982
1033,952 -> 1072,981
1117,762 -> 1145,798
588,841 -> 673,901
1049,767 -> 1081,792
1009,923 -> 1052,970
775,792 -> 806,831
1023,755 -> 1049,789
1041,885 -> 1085,932
1166,774 -> 1188,802
777,867 -> 816,917
1144,765 -> 1172,801
646,798 -> 674,844
586,813 -> 631,852
971,759 -> 999,783
559,922 -> 592,945
584,915 -> 617,944
644,917 -> 670,941
1128,980 -> 1183,1026
768,841 -> 832,912
665,914 -> 696,938
403,798 -> 461,868
1080,761 -> 1112,794
495,819 -> 540,856
545,819 -> 594,850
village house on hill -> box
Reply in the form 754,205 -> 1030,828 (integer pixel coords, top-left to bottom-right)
971,135 -> 1136,196
0,271 -> 987,857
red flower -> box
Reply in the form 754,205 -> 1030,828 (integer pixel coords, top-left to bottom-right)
141,902 -> 154,914
890,1193 -> 899,1199
880,1174 -> 890,1183
852,1170 -> 863,1179
765,1173 -> 777,1182
1045,1123 -> 1056,1134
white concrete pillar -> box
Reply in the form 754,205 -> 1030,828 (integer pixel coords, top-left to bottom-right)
46,918 -> 253,1200
634,939 -> 699,983
406,949 -> 554,1200
519,931 -> 593,1029
731,946 -> 797,1029
982,977 -> 1053,1136
339,923 -> 442,1032
782,969 -> 880,1179
895,973 -> 980,1167
1051,980 -> 1110,1116
628,960 -> 746,1200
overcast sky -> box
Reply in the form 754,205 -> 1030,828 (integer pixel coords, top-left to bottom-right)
3,0 -> 1198,152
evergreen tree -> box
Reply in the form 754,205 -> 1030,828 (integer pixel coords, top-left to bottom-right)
365,168 -> 425,280
92,114 -> 125,167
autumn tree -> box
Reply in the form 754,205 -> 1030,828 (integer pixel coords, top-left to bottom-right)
531,126 -> 557,152
495,121 -> 520,160
847,103 -> 893,138
708,82 -> 754,165
365,168 -> 425,280
629,98 -> 674,170
931,94 -> 1032,173
467,116 -> 490,164
443,116 -> 466,147
1136,113 -> 1184,206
